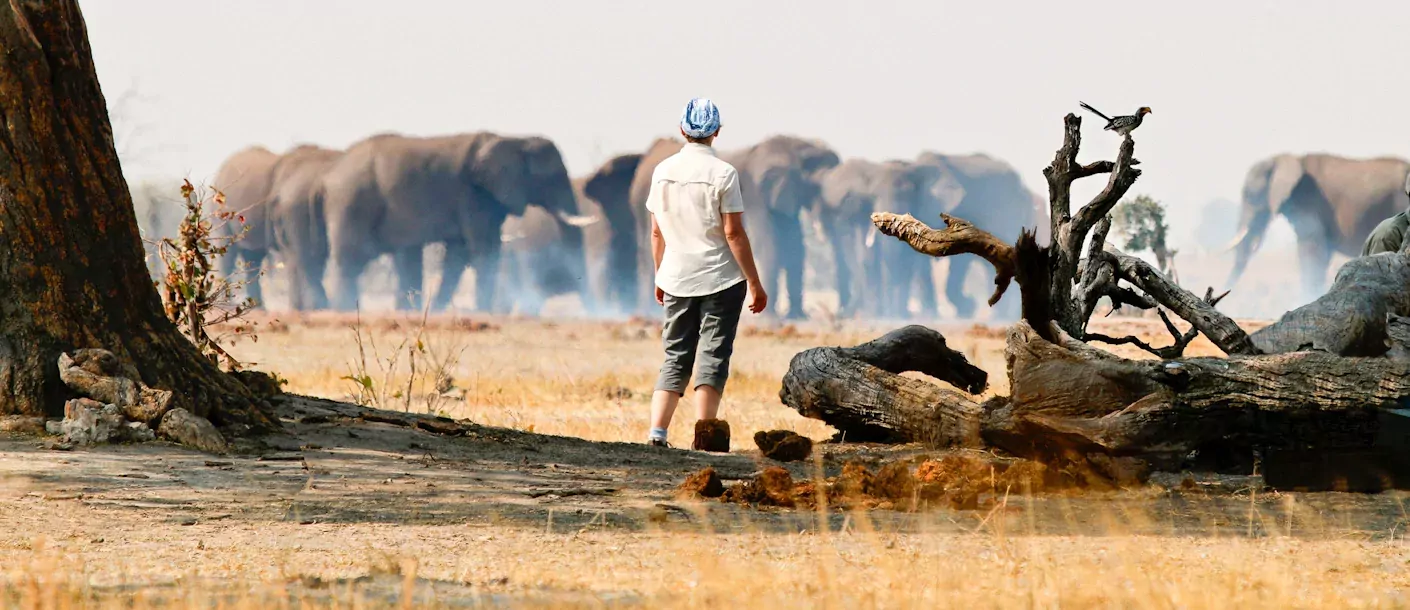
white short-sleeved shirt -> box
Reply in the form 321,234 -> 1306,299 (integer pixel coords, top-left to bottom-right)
645,143 -> 747,297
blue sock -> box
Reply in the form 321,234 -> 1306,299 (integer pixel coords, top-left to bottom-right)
649,427 -> 668,442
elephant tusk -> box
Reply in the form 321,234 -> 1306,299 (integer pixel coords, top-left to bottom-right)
865,229 -> 877,249
557,211 -> 602,227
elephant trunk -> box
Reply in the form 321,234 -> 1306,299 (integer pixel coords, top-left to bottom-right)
1225,210 -> 1270,289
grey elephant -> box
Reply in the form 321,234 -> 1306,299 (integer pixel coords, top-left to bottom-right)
317,132 -> 590,312
577,153 -> 644,315
265,145 -> 343,311
212,146 -> 280,307
721,136 -> 840,319
913,152 -> 1040,320
1229,154 -> 1410,298
818,159 -> 948,318
496,205 -> 593,315
463,153 -> 637,316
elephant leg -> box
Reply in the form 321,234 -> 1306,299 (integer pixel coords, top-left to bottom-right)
947,255 -> 977,319
432,240 -> 470,311
858,238 -> 883,318
776,219 -> 807,320
328,245 -> 376,312
470,238 -> 504,314
301,248 -> 330,311
392,245 -> 425,311
825,223 -> 854,318
914,261 -> 939,319
1297,237 -> 1332,300
884,253 -> 915,320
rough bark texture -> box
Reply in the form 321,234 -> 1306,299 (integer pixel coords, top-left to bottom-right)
779,326 -> 989,446
1251,252 -> 1410,356
1041,114 -> 1141,336
0,2 -> 272,429
871,212 -> 1016,306
781,321 -> 1409,484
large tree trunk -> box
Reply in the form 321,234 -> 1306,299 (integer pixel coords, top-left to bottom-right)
0,2 -> 273,429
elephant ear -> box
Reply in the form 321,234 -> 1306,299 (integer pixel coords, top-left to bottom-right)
1266,155 -> 1306,213
470,136 -> 531,213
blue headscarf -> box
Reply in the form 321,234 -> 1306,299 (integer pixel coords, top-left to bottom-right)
680,98 -> 721,139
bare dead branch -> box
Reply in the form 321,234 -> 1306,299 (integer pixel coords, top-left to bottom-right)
1087,308 -> 1200,359
1041,114 -> 1083,224
1074,160 -> 1116,179
871,212 -> 1017,306
1071,136 -> 1142,252
1103,250 -> 1259,355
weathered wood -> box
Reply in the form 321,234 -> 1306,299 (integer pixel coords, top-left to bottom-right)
0,2 -> 272,429
784,321 -> 1410,479
1040,114 -> 1143,336
1386,315 -> 1410,360
1102,250 -> 1258,355
779,326 -> 989,446
1251,252 -> 1410,356
839,325 -> 988,394
1004,321 -> 1409,461
871,213 -> 1016,307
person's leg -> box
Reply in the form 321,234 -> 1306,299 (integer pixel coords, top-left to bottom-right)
693,384 -> 722,421
649,293 -> 701,443
692,281 -> 748,418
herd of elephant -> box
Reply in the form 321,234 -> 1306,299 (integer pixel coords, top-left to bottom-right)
213,133 -> 1043,319
212,129 -> 1410,319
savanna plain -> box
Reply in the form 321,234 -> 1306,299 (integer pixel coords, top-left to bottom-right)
3,277 -> 1409,609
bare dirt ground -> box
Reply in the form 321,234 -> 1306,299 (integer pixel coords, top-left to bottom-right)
3,310 -> 1409,608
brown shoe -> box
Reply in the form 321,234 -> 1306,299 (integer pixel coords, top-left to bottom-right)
692,419 -> 731,452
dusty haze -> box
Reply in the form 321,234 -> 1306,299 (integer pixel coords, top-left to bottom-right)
84,1 -> 1410,316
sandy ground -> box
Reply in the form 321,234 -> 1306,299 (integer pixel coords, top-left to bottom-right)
3,313 -> 1409,608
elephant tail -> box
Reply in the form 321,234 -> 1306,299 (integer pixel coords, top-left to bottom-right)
1078,101 -> 1112,123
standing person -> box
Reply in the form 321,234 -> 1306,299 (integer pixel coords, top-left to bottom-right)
1361,172 -> 1410,256
645,98 -> 768,450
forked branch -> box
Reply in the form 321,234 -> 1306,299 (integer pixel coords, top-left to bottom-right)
871,212 -> 1017,306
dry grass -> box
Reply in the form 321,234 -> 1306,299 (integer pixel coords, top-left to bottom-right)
4,307 -> 1409,608
4,519 -> 1408,608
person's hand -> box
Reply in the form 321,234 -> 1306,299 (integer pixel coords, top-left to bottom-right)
655,286 -> 665,306
747,281 -> 768,314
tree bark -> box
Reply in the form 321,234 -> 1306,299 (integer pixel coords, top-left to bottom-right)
780,321 -> 1409,484
779,326 -> 990,446
1251,252 -> 1410,356
0,2 -> 273,429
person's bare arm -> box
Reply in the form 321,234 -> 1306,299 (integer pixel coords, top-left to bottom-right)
651,214 -> 666,304
723,212 -> 768,314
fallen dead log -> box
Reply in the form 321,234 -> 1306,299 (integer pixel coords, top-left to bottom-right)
779,325 -> 989,445
1251,251 -> 1410,356
780,321 -> 1410,488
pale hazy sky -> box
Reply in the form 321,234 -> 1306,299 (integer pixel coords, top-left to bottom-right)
84,1 -> 1410,242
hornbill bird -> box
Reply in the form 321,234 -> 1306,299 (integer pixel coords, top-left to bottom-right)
1079,102 -> 1152,136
